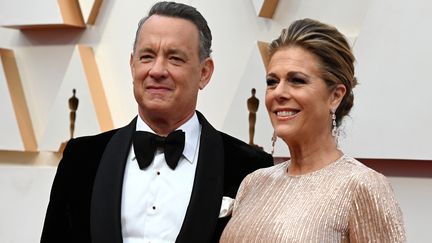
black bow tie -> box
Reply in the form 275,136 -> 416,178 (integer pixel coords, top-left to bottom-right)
133,130 -> 185,170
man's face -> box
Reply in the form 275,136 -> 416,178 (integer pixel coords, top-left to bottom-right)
130,15 -> 213,129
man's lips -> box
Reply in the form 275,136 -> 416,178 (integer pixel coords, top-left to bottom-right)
145,85 -> 173,93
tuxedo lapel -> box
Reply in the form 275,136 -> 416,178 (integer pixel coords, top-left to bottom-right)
90,113 -> 224,243
176,111 -> 225,243
90,118 -> 136,243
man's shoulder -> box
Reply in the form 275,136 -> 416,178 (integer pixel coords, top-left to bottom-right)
54,129 -> 120,182
220,132 -> 263,153
62,129 -> 120,162
216,131 -> 273,198
219,132 -> 273,166
68,129 -> 118,149
196,111 -> 273,166
220,132 -> 252,149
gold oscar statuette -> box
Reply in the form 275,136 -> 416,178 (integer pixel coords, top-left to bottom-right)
247,88 -> 263,149
59,89 -> 79,153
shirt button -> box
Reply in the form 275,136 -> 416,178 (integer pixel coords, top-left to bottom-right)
152,206 -> 156,210
156,171 -> 160,175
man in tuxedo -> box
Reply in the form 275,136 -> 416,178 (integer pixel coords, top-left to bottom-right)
41,2 -> 273,243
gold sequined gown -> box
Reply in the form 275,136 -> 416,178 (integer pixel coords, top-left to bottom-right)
220,155 -> 406,242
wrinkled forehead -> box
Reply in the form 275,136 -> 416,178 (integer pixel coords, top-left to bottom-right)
136,15 -> 200,48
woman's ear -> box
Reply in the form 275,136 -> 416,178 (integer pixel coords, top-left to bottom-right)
330,84 -> 347,109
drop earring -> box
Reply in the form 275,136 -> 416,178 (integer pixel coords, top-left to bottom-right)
331,108 -> 339,148
331,109 -> 337,137
271,131 -> 277,156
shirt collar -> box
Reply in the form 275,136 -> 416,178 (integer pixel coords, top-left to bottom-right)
135,112 -> 201,164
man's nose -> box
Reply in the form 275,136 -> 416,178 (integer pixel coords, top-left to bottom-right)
149,57 -> 168,80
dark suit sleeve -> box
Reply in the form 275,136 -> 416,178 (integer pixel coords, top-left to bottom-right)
40,140 -> 76,243
40,137 -> 105,243
211,134 -> 273,242
222,134 -> 273,198
40,129 -> 118,243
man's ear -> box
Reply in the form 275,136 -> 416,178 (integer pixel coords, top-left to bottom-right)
330,84 -> 347,109
199,58 -> 214,90
130,53 -> 135,75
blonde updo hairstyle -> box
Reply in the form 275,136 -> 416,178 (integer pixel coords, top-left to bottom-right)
268,18 -> 357,126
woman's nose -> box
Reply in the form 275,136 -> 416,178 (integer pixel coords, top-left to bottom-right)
273,81 -> 290,101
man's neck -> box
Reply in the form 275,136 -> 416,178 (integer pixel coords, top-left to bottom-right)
139,111 -> 196,136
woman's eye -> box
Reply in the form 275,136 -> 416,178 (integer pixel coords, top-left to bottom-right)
291,77 -> 306,84
266,78 -> 278,87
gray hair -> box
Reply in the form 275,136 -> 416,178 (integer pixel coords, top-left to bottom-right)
132,1 -> 212,61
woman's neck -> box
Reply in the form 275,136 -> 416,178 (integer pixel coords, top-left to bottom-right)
285,134 -> 342,175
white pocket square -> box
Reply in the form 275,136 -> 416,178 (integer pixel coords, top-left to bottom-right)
219,196 -> 235,218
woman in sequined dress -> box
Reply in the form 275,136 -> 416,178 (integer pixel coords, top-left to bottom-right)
220,18 -> 406,242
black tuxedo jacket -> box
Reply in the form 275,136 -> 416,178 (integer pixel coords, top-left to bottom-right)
41,111 -> 273,243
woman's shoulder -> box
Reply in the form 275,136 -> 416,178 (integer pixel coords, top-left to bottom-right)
252,162 -> 286,176
241,162 -> 286,184
339,155 -> 392,191
339,155 -> 382,176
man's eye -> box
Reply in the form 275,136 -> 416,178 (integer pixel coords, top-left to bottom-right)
139,55 -> 153,61
169,56 -> 184,63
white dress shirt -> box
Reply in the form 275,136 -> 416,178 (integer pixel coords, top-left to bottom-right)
121,113 -> 201,243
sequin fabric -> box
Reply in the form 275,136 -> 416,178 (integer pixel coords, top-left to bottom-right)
220,155 -> 406,243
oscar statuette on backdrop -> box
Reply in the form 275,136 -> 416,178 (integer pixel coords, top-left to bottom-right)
247,88 -> 263,150
59,89 -> 79,153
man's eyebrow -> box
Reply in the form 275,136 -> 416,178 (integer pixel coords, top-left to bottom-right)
166,48 -> 188,57
136,47 -> 155,55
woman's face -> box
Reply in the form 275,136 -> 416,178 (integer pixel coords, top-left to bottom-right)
265,46 -> 344,143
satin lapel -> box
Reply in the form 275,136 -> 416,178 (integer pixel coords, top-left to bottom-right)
90,118 -> 136,243
176,111 -> 225,243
